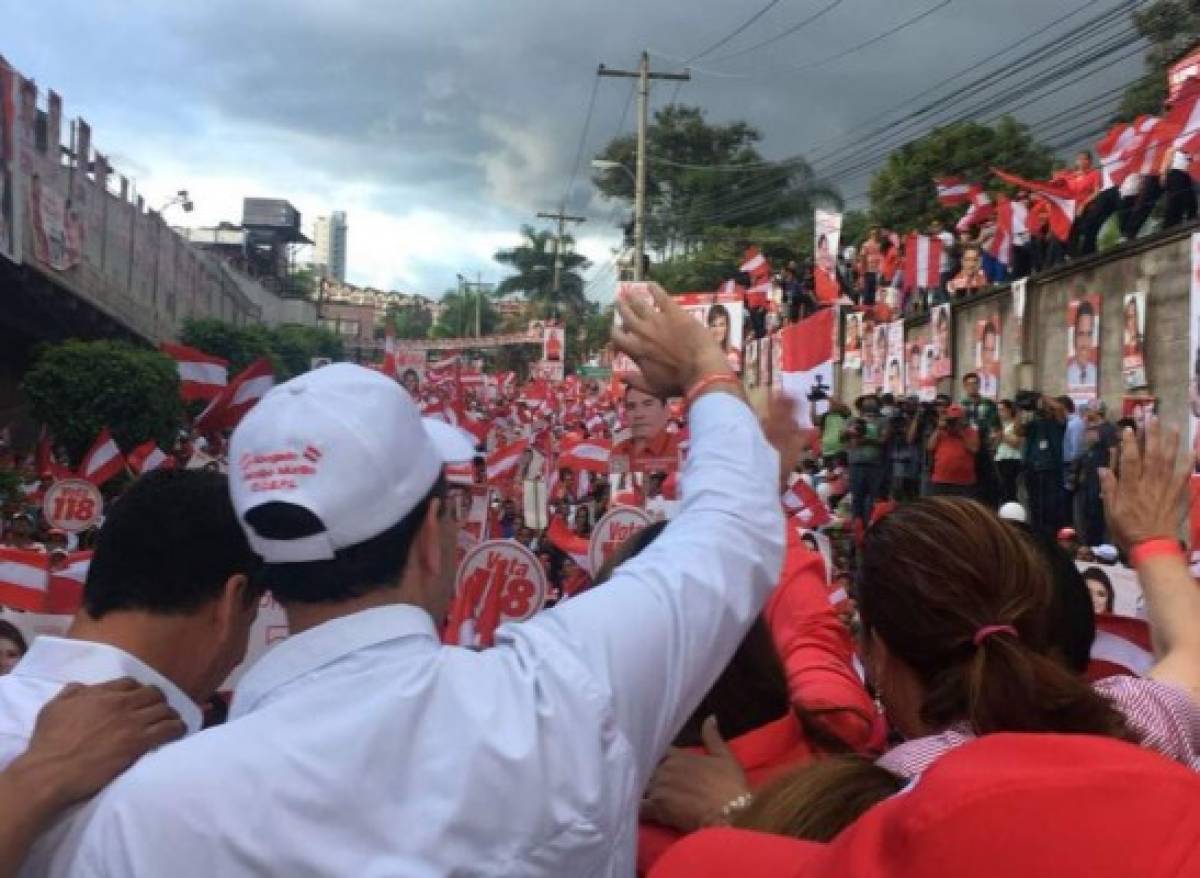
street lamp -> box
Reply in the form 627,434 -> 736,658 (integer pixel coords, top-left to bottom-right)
158,189 -> 194,215
592,159 -> 646,281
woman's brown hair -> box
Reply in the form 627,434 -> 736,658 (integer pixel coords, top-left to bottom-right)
858,497 -> 1130,739
735,756 -> 903,841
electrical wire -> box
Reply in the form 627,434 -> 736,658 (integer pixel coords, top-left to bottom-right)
706,0 -> 847,62
782,0 -> 954,73
683,0 -> 787,63
560,74 -> 602,209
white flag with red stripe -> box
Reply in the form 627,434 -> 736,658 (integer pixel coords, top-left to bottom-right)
955,186 -> 993,232
934,176 -> 974,206
159,342 -> 228,401
78,428 -> 125,487
195,358 -> 274,433
46,551 -> 91,615
382,327 -> 398,378
127,441 -> 170,475
903,233 -> 942,290
486,439 -> 529,482
559,438 -> 612,474
0,548 -> 48,611
740,246 -> 769,283
782,475 -> 832,528
988,196 -> 1028,267
546,515 -> 591,573
993,168 -> 1076,241
1087,613 -> 1153,681
778,308 -> 835,431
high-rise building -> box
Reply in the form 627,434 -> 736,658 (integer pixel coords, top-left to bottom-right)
312,211 -> 348,282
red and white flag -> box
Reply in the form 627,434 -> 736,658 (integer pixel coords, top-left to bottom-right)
79,428 -> 125,487
1087,613 -> 1154,682
993,168 -> 1076,241
988,195 -> 1028,267
0,548 -> 48,612
195,358 -> 274,433
127,441 -> 170,475
159,342 -> 228,401
559,438 -> 612,474
955,186 -> 993,232
740,246 -> 770,284
778,308 -> 835,431
45,551 -> 92,615
781,475 -> 832,528
546,515 -> 591,573
935,176 -> 975,206
448,402 -> 490,446
486,439 -> 529,482
903,233 -> 942,290
382,327 -> 398,378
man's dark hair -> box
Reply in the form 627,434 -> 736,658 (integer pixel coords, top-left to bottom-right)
963,372 -> 979,384
623,384 -> 666,404
85,469 -> 261,619
1058,395 -> 1076,414
1075,300 -> 1095,326
245,476 -> 446,605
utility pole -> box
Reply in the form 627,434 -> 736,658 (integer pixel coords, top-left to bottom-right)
458,273 -> 493,338
598,52 -> 688,281
536,208 -> 585,318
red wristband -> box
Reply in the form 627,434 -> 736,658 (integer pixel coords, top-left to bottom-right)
1129,538 -> 1184,568
684,372 -> 742,413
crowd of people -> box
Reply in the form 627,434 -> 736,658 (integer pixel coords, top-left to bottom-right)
0,285 -> 1194,876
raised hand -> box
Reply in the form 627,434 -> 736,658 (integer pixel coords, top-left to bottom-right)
1099,418 -> 1190,554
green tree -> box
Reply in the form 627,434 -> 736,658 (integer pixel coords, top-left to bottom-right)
23,341 -> 183,466
493,226 -> 591,321
180,319 -> 277,374
1118,1 -> 1200,119
384,300 -> 434,340
867,117 -> 1053,232
284,266 -> 318,299
430,291 -> 500,339
269,325 -> 344,379
649,224 -> 810,292
593,104 -> 839,259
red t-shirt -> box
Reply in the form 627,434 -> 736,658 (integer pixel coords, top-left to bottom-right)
1066,169 -> 1101,204
932,427 -> 978,485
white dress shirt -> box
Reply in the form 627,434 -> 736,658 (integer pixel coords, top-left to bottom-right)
0,637 -> 202,878
66,392 -> 785,877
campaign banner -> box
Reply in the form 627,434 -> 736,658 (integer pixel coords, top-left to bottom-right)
744,334 -> 761,388
27,168 -> 81,272
883,320 -> 904,396
1121,292 -> 1147,390
974,311 -> 1002,399
1011,277 -> 1027,361
530,360 -> 564,382
779,308 -> 835,432
676,291 -> 745,375
1067,295 -> 1100,403
448,540 -> 548,648
587,506 -> 653,579
859,315 -> 877,391
842,310 -> 863,371
394,329 -> 541,352
931,303 -> 953,380
904,326 -> 930,398
0,60 -> 20,265
543,324 -> 565,363
863,319 -> 888,395
814,209 -> 842,303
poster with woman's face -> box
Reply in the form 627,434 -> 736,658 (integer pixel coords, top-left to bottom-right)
973,312 -> 1002,399
905,326 -> 928,396
931,303 -> 953,380
1121,292 -> 1147,390
884,321 -> 905,395
1067,295 -> 1100,402
861,316 -> 877,390
842,311 -> 862,371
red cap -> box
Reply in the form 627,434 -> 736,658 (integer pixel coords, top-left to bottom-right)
1057,527 -> 1077,541
945,404 -> 965,418
650,734 -> 1200,878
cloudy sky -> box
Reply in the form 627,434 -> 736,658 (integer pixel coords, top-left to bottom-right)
6,0 -> 1146,300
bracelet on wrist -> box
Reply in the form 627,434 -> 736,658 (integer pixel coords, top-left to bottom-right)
1129,537 -> 1184,568
684,372 -> 742,413
716,791 -> 754,824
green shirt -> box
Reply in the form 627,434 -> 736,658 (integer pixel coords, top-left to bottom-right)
821,412 -> 847,457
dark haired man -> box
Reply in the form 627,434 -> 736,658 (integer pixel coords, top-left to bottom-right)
0,468 -> 261,870
71,290 -> 784,876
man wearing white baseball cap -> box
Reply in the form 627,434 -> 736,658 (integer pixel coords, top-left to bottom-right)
67,287 -> 786,877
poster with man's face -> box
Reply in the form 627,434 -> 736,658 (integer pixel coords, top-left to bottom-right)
973,312 -> 1002,399
905,326 -> 928,396
1067,294 -> 1100,402
842,311 -> 862,371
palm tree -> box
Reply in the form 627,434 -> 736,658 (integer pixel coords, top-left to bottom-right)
493,225 -> 592,321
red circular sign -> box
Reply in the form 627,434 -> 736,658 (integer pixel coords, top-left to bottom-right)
588,506 -> 654,577
42,479 -> 103,533
455,539 -> 549,630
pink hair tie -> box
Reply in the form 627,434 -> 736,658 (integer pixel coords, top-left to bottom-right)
973,625 -> 1018,647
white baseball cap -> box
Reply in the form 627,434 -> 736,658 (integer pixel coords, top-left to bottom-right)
230,363 -> 476,563
998,502 -> 1026,524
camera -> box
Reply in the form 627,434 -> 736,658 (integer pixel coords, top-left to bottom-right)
1014,390 -> 1041,413
807,376 -> 831,403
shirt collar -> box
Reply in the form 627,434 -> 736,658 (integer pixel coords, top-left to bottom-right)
12,637 -> 203,735
231,604 -> 439,719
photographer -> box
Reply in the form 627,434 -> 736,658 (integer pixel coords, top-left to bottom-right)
887,396 -> 922,502
842,395 -> 884,529
926,404 -> 980,497
810,384 -> 848,463
911,395 -> 950,496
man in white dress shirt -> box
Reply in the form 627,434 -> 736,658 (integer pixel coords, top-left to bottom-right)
0,468 -> 262,873
67,287 -> 786,877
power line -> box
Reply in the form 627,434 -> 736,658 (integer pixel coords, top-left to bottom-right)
707,0 -> 847,62
782,0 -> 955,73
561,74 -> 602,209
683,0 -> 787,63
